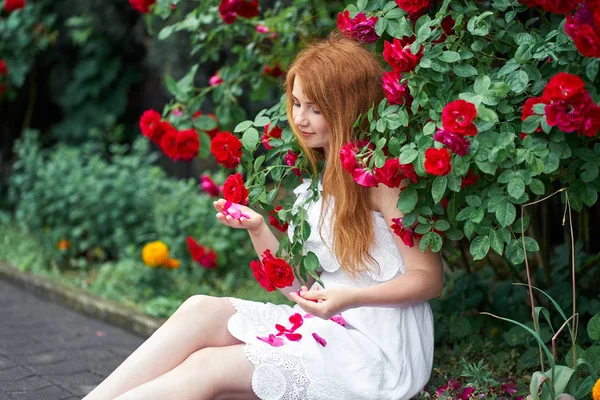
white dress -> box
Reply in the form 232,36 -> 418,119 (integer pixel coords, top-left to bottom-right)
227,179 -> 434,400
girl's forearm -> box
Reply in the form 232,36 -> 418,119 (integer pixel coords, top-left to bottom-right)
247,219 -> 304,301
348,269 -> 443,309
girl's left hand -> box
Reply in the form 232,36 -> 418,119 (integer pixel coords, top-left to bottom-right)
290,286 -> 358,320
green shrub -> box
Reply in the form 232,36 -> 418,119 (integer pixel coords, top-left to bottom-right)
8,129 -> 255,281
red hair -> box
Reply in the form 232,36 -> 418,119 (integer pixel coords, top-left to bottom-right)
285,35 -> 385,276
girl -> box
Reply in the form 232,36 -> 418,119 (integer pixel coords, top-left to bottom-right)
84,36 -> 443,400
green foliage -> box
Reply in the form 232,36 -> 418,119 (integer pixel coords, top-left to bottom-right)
8,130 -> 254,284
0,0 -> 57,99
48,34 -> 139,143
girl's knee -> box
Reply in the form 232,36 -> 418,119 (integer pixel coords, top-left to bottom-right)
175,295 -> 234,319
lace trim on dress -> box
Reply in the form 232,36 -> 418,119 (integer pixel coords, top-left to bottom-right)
228,298 -> 346,400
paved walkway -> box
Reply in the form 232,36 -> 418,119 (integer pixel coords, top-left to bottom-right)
0,280 -> 144,400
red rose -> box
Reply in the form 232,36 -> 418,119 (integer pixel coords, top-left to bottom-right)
262,123 -> 283,150
543,72 -> 586,103
250,260 -> 276,292
424,147 -> 452,176
193,111 -> 220,138
565,6 -> 600,58
0,60 -> 7,76
581,103 -> 600,137
269,206 -> 289,233
262,250 -> 295,288
545,94 -> 591,133
263,63 -> 285,78
374,158 -> 417,188
518,0 -> 582,14
461,170 -> 479,189
383,37 -> 423,73
139,109 -> 164,143
186,237 -> 218,269
3,0 -> 26,12
128,0 -> 156,13
382,71 -> 412,107
442,100 -> 478,137
218,0 -> 259,24
339,142 -> 358,173
222,173 -> 249,205
521,96 -> 547,133
200,175 -> 222,197
210,131 -> 242,168
391,217 -> 415,247
394,0 -> 431,16
284,150 -> 301,177
336,10 -> 379,44
209,73 -> 224,86
160,129 -> 200,162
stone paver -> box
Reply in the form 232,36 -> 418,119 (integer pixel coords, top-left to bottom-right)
0,280 -> 144,399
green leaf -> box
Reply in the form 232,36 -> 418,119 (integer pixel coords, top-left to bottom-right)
158,25 -> 176,40
433,220 -> 450,231
589,313 -> 600,340
587,59 -> 599,82
357,0 -> 368,10
431,175 -> 447,204
456,207 -> 475,221
581,162 -> 599,183
496,198 -> 516,227
438,51 -> 461,63
234,120 -> 253,133
474,75 -> 491,95
489,229 -> 504,255
399,148 -> 419,164
508,176 -> 526,199
241,128 -> 259,150
253,116 -> 270,127
302,251 -> 320,271
507,70 -> 529,94
397,187 -> 418,213
507,239 -> 525,265
470,235 -> 490,260
529,179 -> 545,195
453,64 -> 478,77
477,107 -> 499,123
522,236 -> 540,252
445,228 -> 464,241
465,195 -> 482,208
388,137 -> 401,156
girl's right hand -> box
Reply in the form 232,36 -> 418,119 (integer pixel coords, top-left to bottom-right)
213,199 -> 264,232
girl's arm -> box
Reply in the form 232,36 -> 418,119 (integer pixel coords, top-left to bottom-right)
214,199 -> 314,301
349,182 -> 444,307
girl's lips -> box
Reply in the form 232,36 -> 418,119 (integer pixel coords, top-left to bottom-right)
301,131 -> 314,136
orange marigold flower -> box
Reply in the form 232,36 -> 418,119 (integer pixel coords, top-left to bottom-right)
593,378 -> 600,400
57,239 -> 71,251
142,241 -> 170,267
164,258 -> 180,269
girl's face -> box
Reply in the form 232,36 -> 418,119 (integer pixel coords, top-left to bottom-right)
291,76 -> 330,157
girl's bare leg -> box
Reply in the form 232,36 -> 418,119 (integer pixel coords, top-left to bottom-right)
114,344 -> 256,400
83,296 -> 241,400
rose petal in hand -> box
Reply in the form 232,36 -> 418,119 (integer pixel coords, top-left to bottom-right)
222,201 -> 251,220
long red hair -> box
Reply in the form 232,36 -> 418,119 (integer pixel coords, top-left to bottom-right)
285,35 -> 385,276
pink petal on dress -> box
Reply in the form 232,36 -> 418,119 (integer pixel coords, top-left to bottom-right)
330,314 -> 347,327
284,333 -> 303,341
257,334 -> 285,347
312,332 -> 327,347
289,313 -> 304,331
304,313 -> 314,319
275,324 -> 289,336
